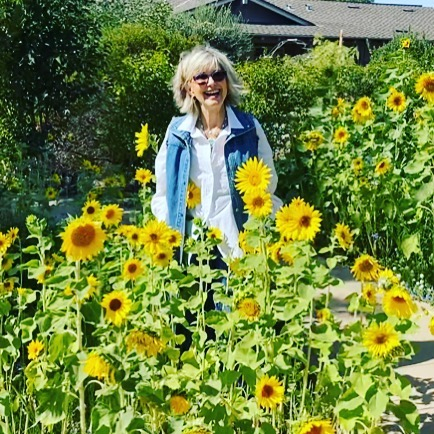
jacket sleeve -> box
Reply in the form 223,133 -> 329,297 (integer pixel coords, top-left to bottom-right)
151,128 -> 170,222
254,118 -> 283,213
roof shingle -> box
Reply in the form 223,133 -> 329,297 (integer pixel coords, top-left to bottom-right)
166,0 -> 434,40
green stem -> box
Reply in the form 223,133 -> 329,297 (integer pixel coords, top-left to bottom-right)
299,300 -> 314,418
75,261 -> 87,434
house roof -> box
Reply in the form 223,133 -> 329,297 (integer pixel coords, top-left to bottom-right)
167,0 -> 434,41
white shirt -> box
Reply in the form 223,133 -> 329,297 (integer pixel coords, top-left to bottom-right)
151,106 -> 283,258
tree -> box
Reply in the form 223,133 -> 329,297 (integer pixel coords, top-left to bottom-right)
0,0 -> 102,150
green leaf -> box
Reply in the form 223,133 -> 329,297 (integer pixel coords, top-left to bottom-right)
48,332 -> 76,363
0,300 -> 11,317
400,233 -> 421,259
220,370 -> 240,386
35,387 -> 68,425
240,365 -> 256,389
415,177 -> 434,202
368,389 -> 389,418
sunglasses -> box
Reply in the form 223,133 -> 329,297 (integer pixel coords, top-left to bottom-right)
192,70 -> 227,85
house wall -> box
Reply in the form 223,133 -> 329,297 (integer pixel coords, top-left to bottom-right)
229,0 -> 300,25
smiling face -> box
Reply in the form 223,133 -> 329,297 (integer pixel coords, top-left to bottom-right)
188,67 -> 228,113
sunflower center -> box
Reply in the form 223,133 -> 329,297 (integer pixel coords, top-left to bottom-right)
393,96 -> 402,105
252,197 -> 265,207
169,235 -> 176,243
424,79 -> 434,92
307,427 -> 322,434
375,333 -> 387,344
392,296 -> 406,304
87,206 -> 95,214
261,384 -> 274,398
157,252 -> 167,260
128,264 -> 137,273
132,233 -> 139,241
71,224 -> 96,247
359,260 -> 373,272
150,233 -> 159,241
109,298 -> 122,311
249,174 -> 260,186
379,162 -> 385,169
106,209 -> 115,219
188,191 -> 193,200
300,215 -> 311,227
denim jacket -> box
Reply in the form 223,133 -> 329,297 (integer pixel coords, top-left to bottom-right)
165,106 -> 259,238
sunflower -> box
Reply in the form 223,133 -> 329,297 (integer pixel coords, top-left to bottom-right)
186,182 -> 201,209
3,279 -> 14,292
235,157 -> 271,194
333,126 -> 350,145
238,230 -> 257,254
351,254 -> 380,282
84,353 -> 111,380
170,395 -> 190,415
61,218 -> 106,261
7,227 -> 19,243
331,98 -> 346,118
362,283 -> 377,306
135,168 -> 153,185
135,123 -> 149,157
82,200 -> 101,220
167,229 -> 182,248
237,297 -> 261,321
121,225 -> 142,247
85,274 -> 100,299
401,38 -> 411,49
375,158 -> 392,176
377,268 -> 400,289
45,187 -> 58,201
1,255 -> 13,271
415,72 -> 434,103
316,308 -> 331,324
334,223 -> 353,250
298,420 -> 335,434
28,339 -> 44,360
0,232 -> 11,254
352,157 -> 364,175
141,219 -> 171,254
387,89 -> 407,113
255,375 -> 284,409
303,131 -> 324,152
123,258 -> 144,280
126,330 -> 164,357
243,190 -> 273,218
152,247 -> 174,267
383,286 -> 417,319
275,201 -> 322,242
352,96 -> 374,123
429,317 -> 434,336
101,290 -> 132,326
207,227 -> 223,242
268,242 -> 293,265
101,204 -> 123,227
363,321 -> 400,358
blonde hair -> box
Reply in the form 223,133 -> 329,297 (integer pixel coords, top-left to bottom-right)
172,45 -> 244,116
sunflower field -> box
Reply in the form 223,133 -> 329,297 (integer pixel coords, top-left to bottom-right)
0,126 -> 425,434
281,63 -> 434,300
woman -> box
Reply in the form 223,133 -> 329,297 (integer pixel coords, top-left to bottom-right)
151,45 -> 282,260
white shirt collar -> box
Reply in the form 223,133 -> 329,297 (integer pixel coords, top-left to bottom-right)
177,105 -> 243,133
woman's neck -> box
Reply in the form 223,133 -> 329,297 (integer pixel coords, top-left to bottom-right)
199,106 -> 226,131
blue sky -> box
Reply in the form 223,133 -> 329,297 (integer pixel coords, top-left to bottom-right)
374,0 -> 433,7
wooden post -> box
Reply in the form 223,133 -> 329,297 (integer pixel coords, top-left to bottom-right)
339,29 -> 343,47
